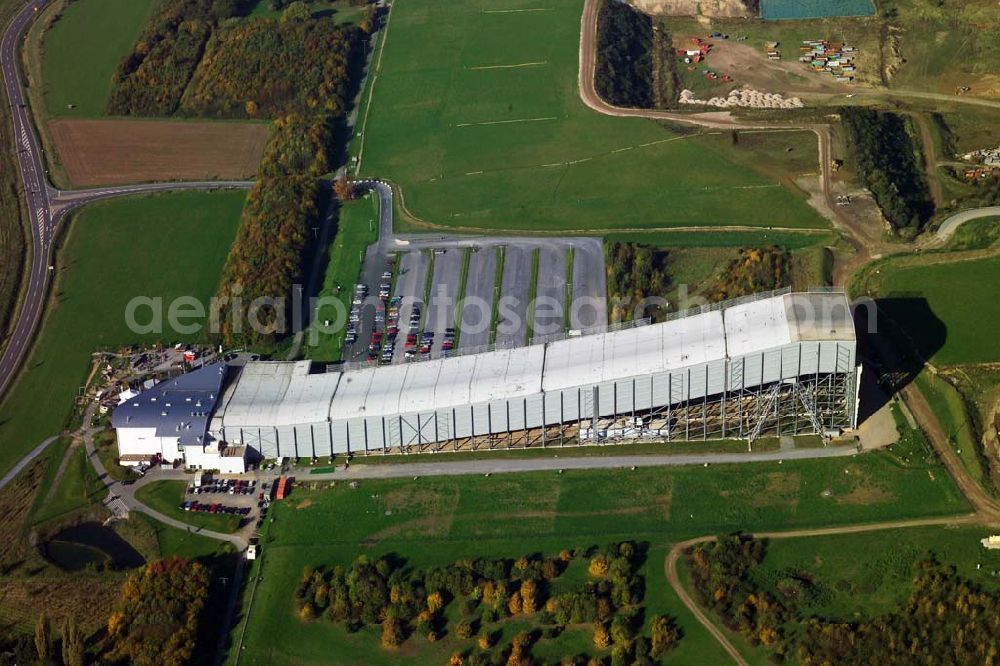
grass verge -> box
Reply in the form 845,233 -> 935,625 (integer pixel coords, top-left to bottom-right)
525,247 -> 540,344
0,191 -> 246,480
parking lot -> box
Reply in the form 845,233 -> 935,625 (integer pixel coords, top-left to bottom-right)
343,237 -> 607,367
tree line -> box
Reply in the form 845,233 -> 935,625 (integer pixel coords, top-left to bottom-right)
106,0 -> 242,116
294,542 -> 681,664
840,108 -> 935,235
214,114 -> 332,347
22,557 -> 212,666
688,533 -> 1000,663
106,0 -> 375,348
796,559 -> 1000,664
180,15 -> 364,119
688,534 -> 788,652
594,0 -> 679,109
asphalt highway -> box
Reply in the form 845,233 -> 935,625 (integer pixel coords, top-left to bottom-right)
0,0 -> 253,400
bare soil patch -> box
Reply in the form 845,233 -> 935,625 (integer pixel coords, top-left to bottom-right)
48,118 -> 268,186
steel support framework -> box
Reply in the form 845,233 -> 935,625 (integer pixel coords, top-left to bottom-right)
357,370 -> 856,456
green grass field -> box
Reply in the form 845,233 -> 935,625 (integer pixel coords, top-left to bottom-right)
135,480 -> 241,534
360,0 -> 827,233
753,525 -> 1000,620
681,523 -> 1000,665
41,0 -> 155,117
868,254 -> 1000,366
303,194 -> 379,361
120,511 -> 236,563
247,0 -> 367,22
31,444 -> 104,525
0,191 -> 245,480
915,370 -> 990,492
230,451 -> 966,664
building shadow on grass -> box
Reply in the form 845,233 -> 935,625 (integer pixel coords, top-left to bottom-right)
854,295 -> 946,422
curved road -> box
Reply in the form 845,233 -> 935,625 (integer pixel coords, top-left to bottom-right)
935,206 -> 1000,243
0,0 -> 253,401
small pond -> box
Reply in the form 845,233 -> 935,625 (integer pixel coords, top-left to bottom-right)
44,522 -> 145,571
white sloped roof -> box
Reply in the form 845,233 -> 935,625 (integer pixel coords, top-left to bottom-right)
216,292 -> 854,427
221,361 -> 340,427
724,297 -> 792,358
542,310 -> 726,391
327,346 -> 545,420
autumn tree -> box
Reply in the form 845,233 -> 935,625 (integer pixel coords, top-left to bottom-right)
650,615 -> 681,658
455,620 -> 474,640
381,615 -> 403,649
34,613 -> 52,661
61,617 -> 85,666
334,175 -> 355,201
507,591 -> 523,615
589,555 -> 609,577
104,557 -> 211,666
427,591 -> 445,613
593,622 -> 611,649
520,579 -> 539,614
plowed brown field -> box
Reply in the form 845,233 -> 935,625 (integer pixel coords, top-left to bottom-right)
49,118 -> 268,186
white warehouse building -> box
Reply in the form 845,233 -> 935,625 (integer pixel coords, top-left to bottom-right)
112,289 -> 860,464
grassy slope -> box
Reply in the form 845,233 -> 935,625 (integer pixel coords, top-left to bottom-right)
0,191 -> 245,479
362,0 -> 827,233
753,525 -> 1000,621
42,0 -> 155,117
233,451 -> 966,664
135,480 -> 241,534
31,444 -> 104,524
871,254 -> 1000,366
915,370 -> 988,491
303,194 -> 379,362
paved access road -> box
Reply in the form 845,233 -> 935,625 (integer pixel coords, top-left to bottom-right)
307,443 -> 860,481
934,206 -> 1000,244
0,1 -> 254,402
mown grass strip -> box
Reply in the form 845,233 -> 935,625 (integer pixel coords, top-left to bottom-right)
452,247 -> 472,348
564,246 -> 575,333
524,248 -> 541,345
488,245 -> 506,346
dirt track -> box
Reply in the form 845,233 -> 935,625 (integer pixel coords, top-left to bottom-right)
49,118 -> 268,187
576,0 -> 873,282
